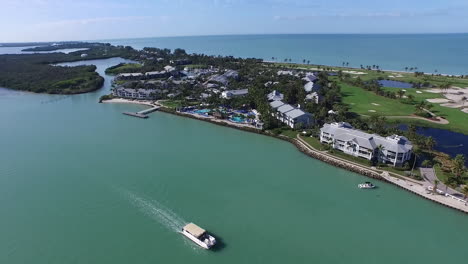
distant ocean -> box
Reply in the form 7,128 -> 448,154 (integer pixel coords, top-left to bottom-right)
100,34 -> 468,75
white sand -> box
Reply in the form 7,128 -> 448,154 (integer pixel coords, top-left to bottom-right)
462,108 -> 468,113
371,103 -> 380,106
102,98 -> 156,107
343,70 -> 367,75
427,98 -> 451,103
416,91 -> 423,94
368,110 -> 376,112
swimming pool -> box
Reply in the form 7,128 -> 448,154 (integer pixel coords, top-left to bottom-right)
194,109 -> 211,114
230,116 -> 245,123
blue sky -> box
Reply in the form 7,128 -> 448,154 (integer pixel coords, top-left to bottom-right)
2,0 -> 468,42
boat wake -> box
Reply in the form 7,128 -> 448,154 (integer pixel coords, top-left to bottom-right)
122,190 -> 186,233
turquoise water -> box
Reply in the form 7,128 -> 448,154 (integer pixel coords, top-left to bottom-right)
194,109 -> 211,114
1,48 -> 468,262
103,34 -> 468,75
230,116 -> 245,123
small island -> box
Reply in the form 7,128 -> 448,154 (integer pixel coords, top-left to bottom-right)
0,43 -> 140,94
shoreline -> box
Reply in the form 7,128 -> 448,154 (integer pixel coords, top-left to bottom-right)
105,99 -> 468,214
265,61 -> 465,77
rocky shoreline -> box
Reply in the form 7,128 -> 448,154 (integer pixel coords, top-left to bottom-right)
112,103 -> 468,214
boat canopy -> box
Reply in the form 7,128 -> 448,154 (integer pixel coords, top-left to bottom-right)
184,223 -> 206,238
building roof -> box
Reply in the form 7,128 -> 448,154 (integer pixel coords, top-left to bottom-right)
277,104 -> 295,114
303,73 -> 318,82
228,89 -> 248,95
183,223 -> 205,238
285,109 -> 311,119
267,90 -> 284,101
145,71 -> 166,75
270,100 -> 285,109
321,122 -> 413,152
118,73 -> 143,77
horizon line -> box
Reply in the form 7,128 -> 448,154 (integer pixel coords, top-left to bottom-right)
1,32 -> 467,44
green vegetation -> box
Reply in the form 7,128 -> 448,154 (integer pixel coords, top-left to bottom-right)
105,63 -> 143,75
99,94 -> 113,103
299,135 -> 325,151
0,43 -> 141,94
22,42 -> 99,52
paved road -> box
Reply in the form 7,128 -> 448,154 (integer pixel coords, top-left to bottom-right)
420,167 -> 464,198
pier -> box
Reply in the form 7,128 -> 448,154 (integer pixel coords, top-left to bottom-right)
123,106 -> 160,119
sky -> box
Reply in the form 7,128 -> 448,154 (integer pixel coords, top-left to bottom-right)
2,0 -> 468,42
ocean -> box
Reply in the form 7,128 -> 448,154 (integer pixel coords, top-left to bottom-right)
1,35 -> 468,263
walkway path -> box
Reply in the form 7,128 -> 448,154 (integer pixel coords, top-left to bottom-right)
420,167 -> 465,198
296,135 -> 468,213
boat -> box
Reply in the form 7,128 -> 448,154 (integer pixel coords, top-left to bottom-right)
358,181 -> 376,189
181,223 -> 217,249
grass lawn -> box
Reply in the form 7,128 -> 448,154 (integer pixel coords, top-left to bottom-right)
299,136 -> 326,151
339,82 -> 468,134
280,129 -> 298,139
159,100 -> 200,109
434,164 -> 468,185
340,82 -> 415,116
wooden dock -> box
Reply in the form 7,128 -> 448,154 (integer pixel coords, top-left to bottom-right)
122,106 -> 160,119
123,112 -> 149,118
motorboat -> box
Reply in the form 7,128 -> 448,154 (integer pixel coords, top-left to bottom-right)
181,223 -> 216,249
358,181 -> 376,189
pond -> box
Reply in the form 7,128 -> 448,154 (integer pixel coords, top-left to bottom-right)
399,124 -> 468,166
378,80 -> 413,89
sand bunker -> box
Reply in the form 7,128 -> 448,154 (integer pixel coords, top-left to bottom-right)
427,98 -> 451,103
343,70 -> 367,75
416,91 -> 422,94
368,110 -> 376,112
462,108 -> 468,113
371,103 -> 380,106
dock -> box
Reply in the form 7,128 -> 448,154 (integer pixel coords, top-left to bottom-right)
123,112 -> 149,118
122,106 -> 160,119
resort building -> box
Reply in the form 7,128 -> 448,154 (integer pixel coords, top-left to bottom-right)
145,71 -> 169,79
320,122 -> 413,167
116,73 -> 144,80
305,92 -> 322,104
269,100 -> 314,128
112,87 -> 159,100
277,70 -> 294,76
302,73 -> 318,83
267,90 -> 284,101
221,89 -> 249,99
208,70 -> 239,86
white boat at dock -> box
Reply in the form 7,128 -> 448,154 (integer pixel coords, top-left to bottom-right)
181,223 -> 216,249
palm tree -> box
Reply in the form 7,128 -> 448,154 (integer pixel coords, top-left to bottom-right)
411,148 -> 422,172
307,60 -> 310,65
405,67 -> 408,71
462,186 -> 468,200
376,144 -> 385,164
425,136 -> 436,151
303,59 -> 306,64
452,154 -> 466,184
407,94 -> 415,102
433,179 -> 439,194
443,178 -> 451,193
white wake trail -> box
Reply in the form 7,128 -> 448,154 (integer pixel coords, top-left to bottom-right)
123,190 -> 187,232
